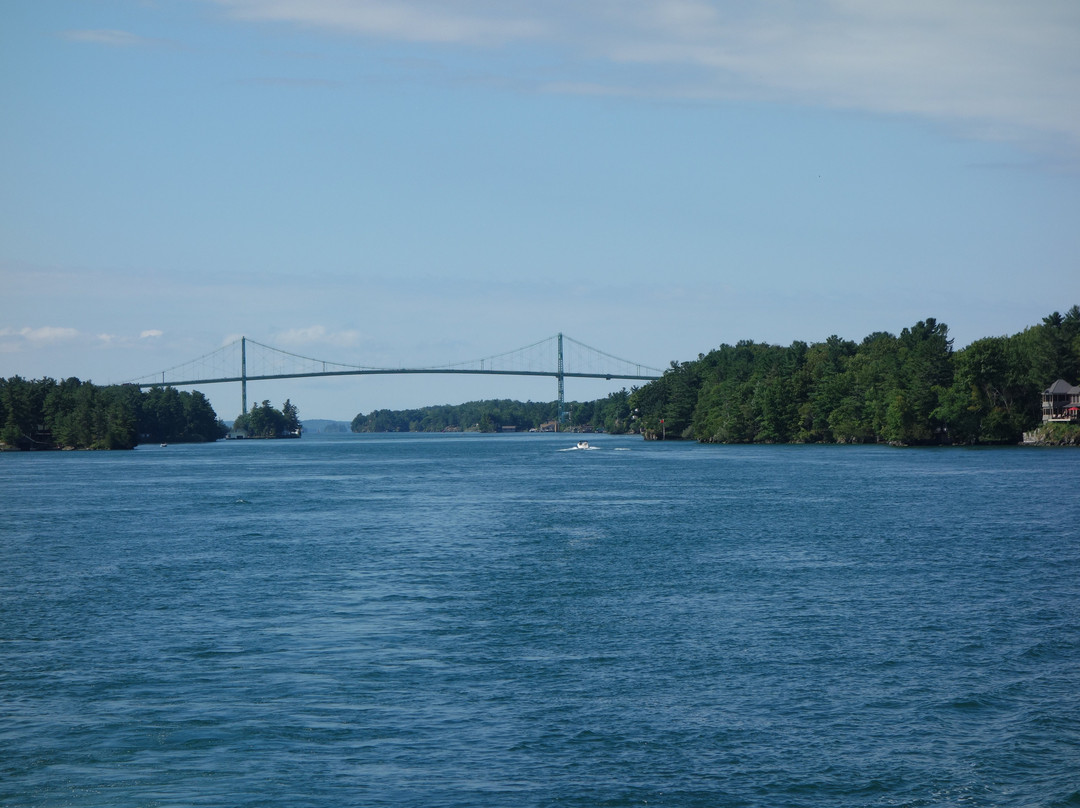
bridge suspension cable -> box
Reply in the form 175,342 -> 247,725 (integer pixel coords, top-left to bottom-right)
126,334 -> 663,418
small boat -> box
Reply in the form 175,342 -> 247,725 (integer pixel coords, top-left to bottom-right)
160,443 -> 168,447
576,440 -> 590,450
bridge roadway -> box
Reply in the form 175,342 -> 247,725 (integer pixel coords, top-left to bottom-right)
132,334 -> 663,419
135,367 -> 661,388
136,368 -> 660,414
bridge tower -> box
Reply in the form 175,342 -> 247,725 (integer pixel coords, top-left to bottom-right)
132,333 -> 662,420
557,332 -> 565,424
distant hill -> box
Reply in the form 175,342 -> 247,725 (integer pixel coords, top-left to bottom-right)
302,419 -> 353,433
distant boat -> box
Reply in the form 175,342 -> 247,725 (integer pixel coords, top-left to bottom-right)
160,443 -> 167,447
559,439 -> 597,452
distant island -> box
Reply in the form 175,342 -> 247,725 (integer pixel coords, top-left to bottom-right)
350,395 -> 630,435
228,399 -> 301,439
0,380 -> 226,450
300,419 -> 352,433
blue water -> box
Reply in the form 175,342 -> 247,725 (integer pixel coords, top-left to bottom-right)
3,434 -> 1079,807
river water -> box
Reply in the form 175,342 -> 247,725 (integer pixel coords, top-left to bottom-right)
2,434 -> 1079,807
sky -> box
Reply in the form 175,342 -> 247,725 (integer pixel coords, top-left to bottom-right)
2,0 -> 1080,421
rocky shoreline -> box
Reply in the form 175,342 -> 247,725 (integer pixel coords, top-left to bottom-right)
1021,424 -> 1080,446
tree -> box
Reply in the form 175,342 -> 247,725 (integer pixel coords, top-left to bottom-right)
282,399 -> 300,433
1,376 -> 33,447
234,399 -> 297,438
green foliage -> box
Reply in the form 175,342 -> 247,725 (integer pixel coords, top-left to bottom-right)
140,387 -> 227,443
282,399 -> 300,432
350,391 -> 636,434
0,378 -> 226,450
629,309 -> 1080,445
933,336 -> 1032,444
233,399 -> 300,438
351,399 -> 558,433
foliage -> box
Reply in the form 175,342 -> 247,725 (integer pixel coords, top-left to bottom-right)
0,379 -> 227,450
629,309 -> 1080,445
139,386 -> 227,444
352,399 -> 556,433
350,390 -> 636,434
232,399 -> 301,438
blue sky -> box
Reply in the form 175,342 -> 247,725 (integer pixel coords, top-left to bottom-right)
3,0 -> 1079,421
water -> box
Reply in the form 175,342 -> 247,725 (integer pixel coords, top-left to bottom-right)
2,434 -> 1079,807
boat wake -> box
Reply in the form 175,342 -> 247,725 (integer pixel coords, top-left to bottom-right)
560,441 -> 599,451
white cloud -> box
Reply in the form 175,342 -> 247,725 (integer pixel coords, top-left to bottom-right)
0,326 -> 81,344
0,327 -> 168,353
207,0 -> 1080,152
1,326 -> 80,354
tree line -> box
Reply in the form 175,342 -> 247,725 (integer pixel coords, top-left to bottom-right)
628,307 -> 1080,445
0,378 -> 227,450
351,392 -> 635,434
11,308 -> 1073,448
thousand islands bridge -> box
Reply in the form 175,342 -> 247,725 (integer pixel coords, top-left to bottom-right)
128,334 -> 663,422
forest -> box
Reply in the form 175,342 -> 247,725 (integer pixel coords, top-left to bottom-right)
628,308 -> 1080,445
0,379 -> 226,450
348,308 -> 1079,444
351,392 -> 635,434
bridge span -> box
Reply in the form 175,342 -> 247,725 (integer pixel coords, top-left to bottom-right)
129,333 -> 663,422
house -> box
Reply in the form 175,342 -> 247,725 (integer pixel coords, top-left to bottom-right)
1041,379 -> 1080,422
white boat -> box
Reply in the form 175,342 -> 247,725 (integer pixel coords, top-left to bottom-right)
559,439 -> 597,452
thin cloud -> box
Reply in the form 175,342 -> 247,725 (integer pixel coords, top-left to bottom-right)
235,76 -> 342,89
60,28 -> 180,49
273,325 -> 363,349
206,0 -> 1080,153
140,330 -> 164,339
0,326 -> 81,353
0,326 -> 80,343
213,0 -> 545,45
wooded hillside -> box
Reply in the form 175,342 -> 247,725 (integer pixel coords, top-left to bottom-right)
628,307 -> 1080,445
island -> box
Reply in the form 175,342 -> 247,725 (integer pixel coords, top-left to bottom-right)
228,399 -> 301,439
0,379 -> 226,450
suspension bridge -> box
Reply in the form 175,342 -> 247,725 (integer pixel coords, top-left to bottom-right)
127,334 -> 663,421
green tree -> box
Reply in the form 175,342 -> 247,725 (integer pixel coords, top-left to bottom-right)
282,399 -> 300,433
